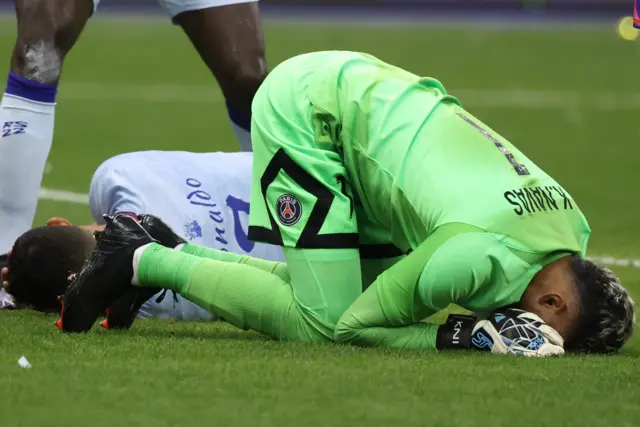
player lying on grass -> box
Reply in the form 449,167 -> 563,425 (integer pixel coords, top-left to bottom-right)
0,0 -> 268,254
59,51 -> 636,356
1,151 -> 283,327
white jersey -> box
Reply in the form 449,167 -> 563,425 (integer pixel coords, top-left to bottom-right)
89,150 -> 284,321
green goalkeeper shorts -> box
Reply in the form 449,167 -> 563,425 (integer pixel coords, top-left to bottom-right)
247,53 -> 359,250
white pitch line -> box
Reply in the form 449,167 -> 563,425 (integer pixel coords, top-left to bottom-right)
36,186 -> 640,269
53,83 -> 640,111
39,187 -> 89,205
588,257 -> 640,269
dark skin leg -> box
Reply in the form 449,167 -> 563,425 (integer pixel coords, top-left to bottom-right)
10,0 -> 93,84
173,2 -> 268,118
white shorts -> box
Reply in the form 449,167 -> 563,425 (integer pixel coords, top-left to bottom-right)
139,291 -> 215,322
93,0 -> 255,20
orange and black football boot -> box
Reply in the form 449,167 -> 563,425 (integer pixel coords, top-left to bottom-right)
58,214 -> 156,333
101,214 -> 186,330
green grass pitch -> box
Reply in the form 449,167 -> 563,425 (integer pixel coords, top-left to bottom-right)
0,16 -> 639,427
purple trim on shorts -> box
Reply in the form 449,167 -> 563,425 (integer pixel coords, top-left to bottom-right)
5,73 -> 58,103
226,102 -> 251,131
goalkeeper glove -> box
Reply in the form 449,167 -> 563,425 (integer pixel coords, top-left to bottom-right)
436,309 -> 565,357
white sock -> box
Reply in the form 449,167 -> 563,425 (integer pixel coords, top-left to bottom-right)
0,73 -> 57,252
131,242 -> 153,286
226,102 -> 252,152
230,121 -> 252,152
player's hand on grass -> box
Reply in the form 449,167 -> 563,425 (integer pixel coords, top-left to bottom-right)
1,249 -> 12,290
0,250 -> 16,309
436,309 -> 565,357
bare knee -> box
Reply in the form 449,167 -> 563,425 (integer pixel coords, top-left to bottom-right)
11,0 -> 93,84
13,40 -> 62,84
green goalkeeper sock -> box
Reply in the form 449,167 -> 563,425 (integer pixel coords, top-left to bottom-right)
134,243 -> 332,341
179,243 -> 289,281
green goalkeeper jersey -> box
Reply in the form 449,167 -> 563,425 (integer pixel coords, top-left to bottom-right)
129,51 -> 594,350
299,51 -> 591,347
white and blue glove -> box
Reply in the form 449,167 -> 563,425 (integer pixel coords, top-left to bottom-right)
436,309 -> 565,357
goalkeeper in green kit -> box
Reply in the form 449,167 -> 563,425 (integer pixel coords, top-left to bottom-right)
59,51 -> 635,356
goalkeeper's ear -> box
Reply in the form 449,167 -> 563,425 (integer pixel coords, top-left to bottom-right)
536,293 -> 569,318
518,256 -> 583,345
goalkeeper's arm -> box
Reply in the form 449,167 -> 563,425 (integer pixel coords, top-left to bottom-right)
335,224 -> 488,349
334,224 -> 564,356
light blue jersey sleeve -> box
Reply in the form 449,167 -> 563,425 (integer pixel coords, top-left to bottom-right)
89,155 -> 149,223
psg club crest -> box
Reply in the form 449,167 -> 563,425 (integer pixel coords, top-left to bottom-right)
276,194 -> 302,226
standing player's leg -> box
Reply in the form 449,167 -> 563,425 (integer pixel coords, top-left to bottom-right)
168,1 -> 267,151
0,0 -> 95,252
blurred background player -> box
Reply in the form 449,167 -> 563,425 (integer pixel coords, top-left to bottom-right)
0,0 -> 267,253
1,150 -> 283,323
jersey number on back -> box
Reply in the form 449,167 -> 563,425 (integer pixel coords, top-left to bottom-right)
457,113 -> 530,176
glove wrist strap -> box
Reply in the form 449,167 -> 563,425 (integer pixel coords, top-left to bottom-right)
436,314 -> 477,350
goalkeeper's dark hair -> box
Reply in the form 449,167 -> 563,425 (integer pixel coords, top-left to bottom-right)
7,226 -> 95,312
565,256 -> 636,353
